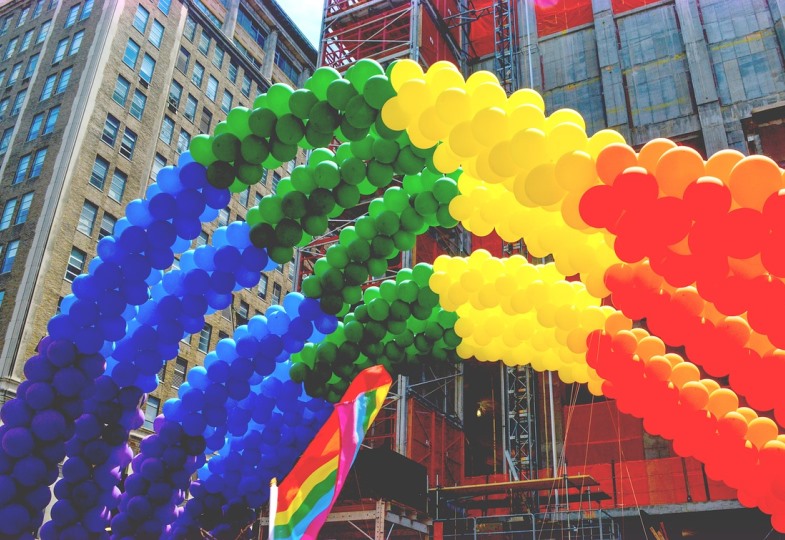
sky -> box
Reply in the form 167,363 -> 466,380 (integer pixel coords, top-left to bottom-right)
279,0 -> 324,48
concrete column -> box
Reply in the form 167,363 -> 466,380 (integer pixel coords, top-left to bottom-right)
261,28 -> 278,82
674,0 -> 727,154
592,0 -> 630,139
221,0 -> 240,39
768,0 -> 785,59
298,67 -> 311,88
517,0 -> 542,90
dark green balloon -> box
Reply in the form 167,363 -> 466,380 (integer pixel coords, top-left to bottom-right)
212,133 -> 241,162
349,136 -> 375,160
339,157 -> 366,185
236,162 -> 264,185
344,320 -> 364,343
338,118 -> 370,142
314,160 -> 340,189
424,321 -> 444,341
394,146 -> 426,175
417,287 -> 440,308
248,108 -> 277,137
344,262 -> 369,286
249,222 -> 275,248
344,95 -> 376,129
437,206 -> 459,228
321,294 -> 344,315
414,192 -> 439,216
321,267 -> 344,290
443,328 -> 461,348
414,333 -> 431,353
347,239 -> 371,262
289,362 -> 310,383
206,160 -> 235,188
326,78 -> 358,111
325,244 -> 349,268
307,188 -> 335,216
433,177 -> 459,203
411,302 -> 432,320
367,160 -> 394,188
393,230 -> 416,251
308,101 -> 341,133
367,298 -> 390,321
275,218 -> 303,247
374,114 -> 403,140
342,285 -> 362,305
289,88 -> 318,119
334,183 -> 360,209
317,342 -> 339,364
374,211 -> 400,235
389,299 -> 410,321
372,138 -> 400,164
303,214 -> 328,236
275,114 -> 306,145
269,245 -> 294,264
364,320 -> 386,342
397,329 -> 414,347
240,135 -> 270,165
363,74 -> 396,110
384,341 -> 404,362
301,275 -> 322,298
271,139 -> 298,162
399,206 -> 424,232
371,235 -> 395,259
305,122 -> 335,148
362,341 -> 383,358
367,257 -> 388,278
281,191 -> 308,219
346,58 -> 385,94
354,304 -> 369,323
397,280 -> 419,303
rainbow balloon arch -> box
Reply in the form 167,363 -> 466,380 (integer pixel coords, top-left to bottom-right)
0,57 -> 784,538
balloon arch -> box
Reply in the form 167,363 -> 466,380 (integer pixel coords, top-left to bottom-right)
1,58 -> 785,538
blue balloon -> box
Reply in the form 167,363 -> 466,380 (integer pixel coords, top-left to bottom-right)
187,366 -> 209,390
13,456 -> 47,487
180,161 -> 207,189
266,310 -> 290,336
31,410 -> 66,441
215,339 -> 237,363
126,199 -> 153,227
204,184 -> 231,210
283,292 -> 305,314
226,222 -> 250,249
157,166 -> 183,194
193,245 -> 216,271
0,503 -> 31,535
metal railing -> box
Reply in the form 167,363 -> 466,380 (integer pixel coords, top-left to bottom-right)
437,510 -> 620,540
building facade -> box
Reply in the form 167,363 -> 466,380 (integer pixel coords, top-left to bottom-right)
0,0 -> 316,441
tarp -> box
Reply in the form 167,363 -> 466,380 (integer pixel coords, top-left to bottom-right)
535,0 -> 593,37
471,231 -> 504,258
612,0 -> 664,15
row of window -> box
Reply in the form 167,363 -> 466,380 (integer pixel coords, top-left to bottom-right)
132,5 -> 164,50
1,18 -> 50,61
122,38 -> 156,84
64,0 -> 93,29
12,148 -> 47,184
40,67 -> 72,101
90,155 -> 127,203
112,75 -> 147,120
53,29 -> 84,63
0,193 -> 33,231
26,105 -> 59,141
0,0 -> 56,36
77,200 -> 115,239
102,114 -> 137,161
0,240 -> 19,275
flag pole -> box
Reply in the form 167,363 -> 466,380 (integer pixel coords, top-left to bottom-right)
268,477 -> 278,540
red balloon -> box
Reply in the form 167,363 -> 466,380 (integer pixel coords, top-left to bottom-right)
724,208 -> 767,259
712,274 -> 750,316
688,217 -> 727,257
761,231 -> 785,277
684,177 -> 732,220
762,188 -> 785,231
651,197 -> 691,246
579,185 -> 621,230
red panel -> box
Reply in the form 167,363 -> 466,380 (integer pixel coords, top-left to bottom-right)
415,233 -> 440,265
407,399 -> 465,487
420,6 -> 458,67
433,0 -> 461,43
471,231 -> 503,258
563,401 -> 645,466
469,0 -> 494,57
611,0 -> 665,14
535,0 -> 593,37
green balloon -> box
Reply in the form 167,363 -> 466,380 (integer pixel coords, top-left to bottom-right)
326,244 -> 349,268
397,329 -> 414,347
367,257 -> 388,278
414,192 -> 439,216
339,226 -> 358,245
437,205 -> 459,228
267,83 -> 294,115
226,107 -> 252,138
334,183 -> 360,209
248,108 -> 277,138
383,187 -> 409,213
213,121 -> 229,136
354,304 -> 370,323
363,74 -> 396,109
349,136 -> 375,160
344,320 -> 364,343
306,66 -> 342,100
368,199 -> 385,219
425,321 -> 444,341
393,230 -> 415,251
308,101 -> 341,133
212,133 -> 241,162
417,287 -> 440,309
258,195 -> 284,224
399,206 -> 424,232
395,146 -> 426,175
375,211 -> 400,235
305,122 -> 334,148
347,238 -> 371,262
367,298 -> 390,322
437,308 -> 458,328
344,262 -> 369,286
358,179 -> 378,196
190,134 -> 216,165
397,280 -> 419,303
291,166 -> 316,194
372,138 -> 400,164
371,235 -> 395,259
344,95 -> 376,129
433,177 -> 459,203
229,178 -> 247,193
326,78 -> 358,111
246,207 -> 262,226
289,88 -> 318,119
379,280 -> 397,302
262,154 -> 282,170
414,333 -> 431,352
275,218 -> 303,247
236,162 -> 264,185
275,114 -> 306,145
240,135 -> 270,165
443,328 -> 461,348
339,157 -> 366,185
402,173 -> 424,195
367,160 -> 394,188
303,214 -> 328,236
314,161 -> 340,189
269,245 -> 294,265
410,142 -> 435,159
303,192 -> 333,221
322,267 -> 344,290
338,119 -> 370,142
384,340 -> 404,362
253,93 -> 268,109
301,275 -> 322,298
289,362 -> 310,383
249,223 -> 275,248
346,58 -> 385,94
355,216 -> 377,240
389,299 -> 410,321
373,115 -> 403,140
309,148 -> 336,166
270,139 -> 297,162
206,161 -> 235,189
321,294 -> 344,316
281,191 -> 308,219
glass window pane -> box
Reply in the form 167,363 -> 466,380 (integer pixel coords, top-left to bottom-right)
206,75 -> 218,101
2,240 -> 19,274
0,199 -> 17,230
143,396 -> 160,430
68,30 -> 83,55
14,154 -> 30,184
30,148 -> 46,178
130,90 -> 146,120
102,114 -> 119,146
43,105 -> 58,134
90,156 -> 108,189
133,5 -> 149,33
55,67 -> 71,94
123,39 -> 140,69
160,116 -> 174,144
197,325 -> 211,353
77,200 -> 97,235
109,170 -> 127,202
16,193 -> 33,225
119,128 -> 136,159
112,75 -> 130,105
98,212 -> 116,239
140,54 -> 155,83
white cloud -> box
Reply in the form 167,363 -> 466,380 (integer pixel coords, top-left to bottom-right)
278,0 -> 324,48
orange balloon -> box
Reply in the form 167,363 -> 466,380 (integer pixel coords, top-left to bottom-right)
728,155 -> 782,210
705,149 -> 744,184
680,381 -> 710,410
707,388 -> 739,419
644,356 -> 672,381
637,336 -> 666,360
671,362 -> 700,389
728,253 -> 766,280
664,352 -> 684,367
637,138 -> 677,174
672,287 -> 705,316
716,316 -> 751,347
605,311 -> 632,335
655,146 -> 706,197
596,143 -> 638,185
737,407 -> 759,423
718,411 -> 749,438
701,378 -> 721,394
747,417 -> 779,448
612,330 -> 639,355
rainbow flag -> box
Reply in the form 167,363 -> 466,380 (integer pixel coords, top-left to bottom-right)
271,365 -> 392,540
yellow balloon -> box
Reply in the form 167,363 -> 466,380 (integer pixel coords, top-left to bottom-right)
555,151 -> 596,193
522,163 -> 566,207
432,143 -> 461,174
470,81 -> 508,112
390,59 -> 424,91
380,97 -> 410,131
466,70 -> 500,91
454,317 -> 474,338
425,64 -> 465,93
587,129 -> 626,160
510,128 -> 546,170
447,195 -> 473,221
488,141 -> 517,178
547,122 -> 588,161
428,271 -> 451,294
471,107 -> 509,147
546,108 -> 586,131
507,88 -> 545,112
449,121 -> 480,158
397,79 -> 431,116
434,88 -> 471,125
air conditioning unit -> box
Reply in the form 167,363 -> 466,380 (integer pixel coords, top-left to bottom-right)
167,96 -> 178,112
139,77 -> 149,89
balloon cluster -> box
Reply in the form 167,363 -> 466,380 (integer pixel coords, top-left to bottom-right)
291,264 -> 459,401
429,250 -> 607,390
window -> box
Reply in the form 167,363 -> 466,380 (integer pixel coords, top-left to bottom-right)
241,74 -> 251,97
1,240 -> 19,274
32,1 -> 43,19
11,90 -> 27,116
30,148 -> 46,178
27,113 -> 44,141
0,291 -> 4,309
112,75 -> 130,105
13,155 -> 30,184
99,212 -> 116,239
0,128 -> 12,155
196,230 -> 208,246
149,20 -> 164,48
64,4 -> 79,27
238,7 -> 267,48
184,94 -> 197,122
0,70 -> 5,87
176,129 -> 190,154
24,54 -> 39,79
168,80 -> 182,106
197,32 -> 210,55
8,63 -> 21,86
122,39 -> 140,69
228,62 -> 238,83
254,191 -> 263,205
172,358 -> 187,389
17,7 -> 29,27
55,67 -> 71,94
119,128 -> 136,159
0,98 -> 8,117
140,54 -> 155,83
221,90 -> 232,113
43,105 -> 58,134
130,90 -> 146,120
158,0 -> 171,15
176,47 -> 190,73
261,168 -> 268,185
236,301 -> 249,325
258,273 -> 268,298
274,49 -> 299,82
20,29 -> 33,52
272,172 -> 281,190
3,37 -> 17,60
68,30 -> 83,55
184,16 -> 196,41
40,74 -> 56,101
191,61 -> 204,86
212,44 -> 224,69
77,200 -> 97,236
36,20 -> 50,43
53,37 -> 67,63
151,153 -> 166,181
90,156 -> 108,189
16,193 -> 33,225
218,208 -> 229,227
64,247 -> 85,281
0,16 -> 10,37
159,115 -> 174,144
143,396 -> 160,430
80,0 -> 93,20
206,75 -> 218,101
133,5 -> 149,33
197,325 -> 211,353
238,187 -> 249,207
109,170 -> 127,202
271,282 -> 282,305
0,199 -> 17,230
199,108 -> 212,133
102,114 -> 119,146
